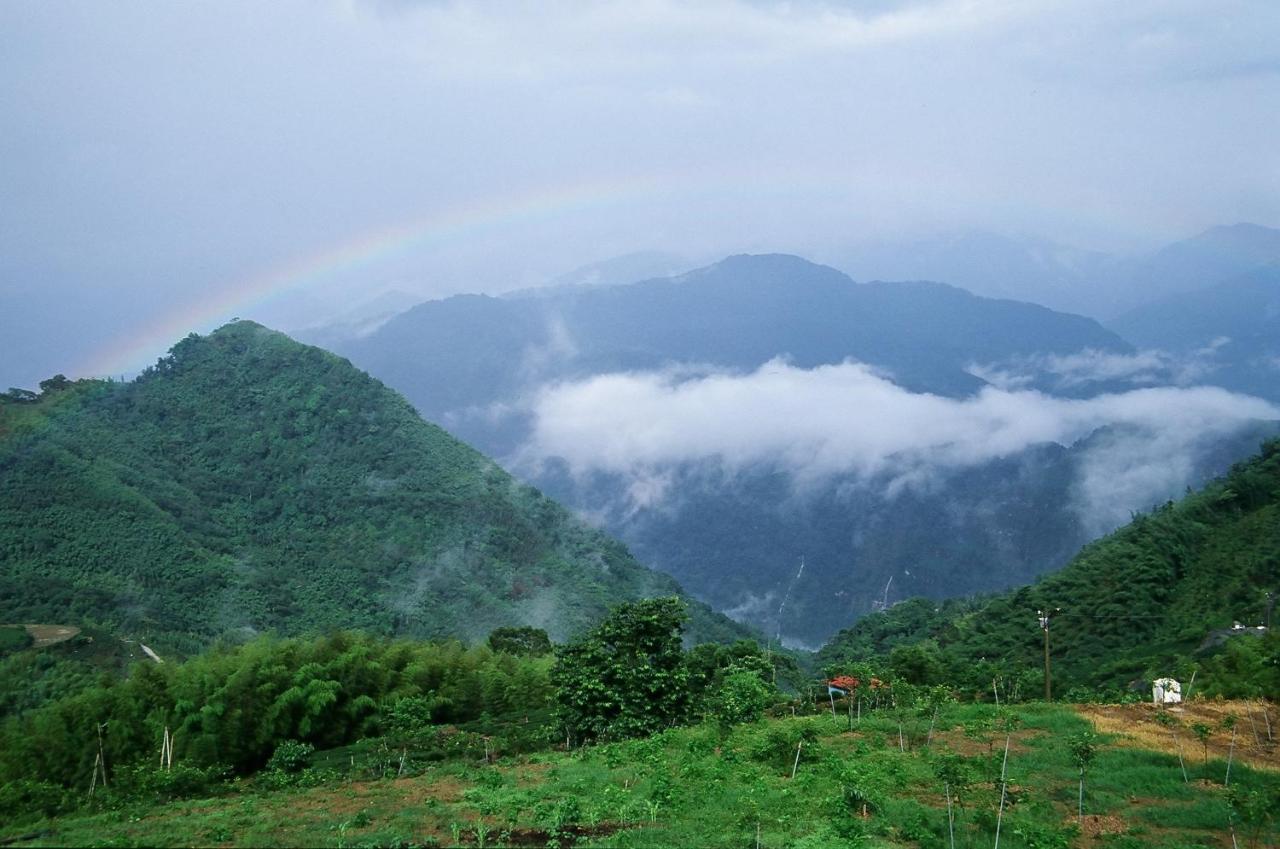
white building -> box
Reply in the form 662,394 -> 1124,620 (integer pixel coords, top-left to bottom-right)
1152,677 -> 1182,704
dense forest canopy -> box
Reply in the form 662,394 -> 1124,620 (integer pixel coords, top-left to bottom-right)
0,322 -> 747,651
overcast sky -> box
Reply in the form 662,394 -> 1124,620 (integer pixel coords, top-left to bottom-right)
3,0 -> 1279,387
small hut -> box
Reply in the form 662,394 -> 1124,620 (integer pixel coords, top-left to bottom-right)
1152,677 -> 1182,704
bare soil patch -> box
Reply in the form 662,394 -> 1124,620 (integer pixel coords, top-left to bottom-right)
926,726 -> 1045,757
504,821 -> 638,847
1077,813 -> 1126,836
1076,701 -> 1279,771
8,624 -> 81,647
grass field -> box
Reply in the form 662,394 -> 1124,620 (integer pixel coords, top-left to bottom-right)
2,701 -> 1276,848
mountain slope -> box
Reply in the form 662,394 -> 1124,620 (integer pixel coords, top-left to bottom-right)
1109,264 -> 1280,402
536,421 -> 1277,647
0,322 -> 745,649
817,438 -> 1280,695
1121,223 -> 1280,311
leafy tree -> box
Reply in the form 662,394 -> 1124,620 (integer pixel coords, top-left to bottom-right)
687,639 -> 774,699
708,666 -> 772,730
0,627 -> 32,655
265,740 -> 314,774
1228,785 -> 1280,849
38,374 -> 72,395
935,751 -> 974,845
487,627 -> 552,657
888,640 -> 944,685
552,598 -> 692,743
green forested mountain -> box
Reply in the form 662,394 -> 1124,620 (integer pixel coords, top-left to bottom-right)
0,322 -> 745,650
818,439 -> 1280,697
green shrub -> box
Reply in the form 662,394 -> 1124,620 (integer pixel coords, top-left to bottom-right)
0,778 -> 73,825
709,667 -> 772,729
266,740 -> 314,774
748,722 -> 820,774
112,763 -> 230,805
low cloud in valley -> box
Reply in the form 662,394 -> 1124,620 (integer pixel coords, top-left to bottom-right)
519,359 -> 1279,528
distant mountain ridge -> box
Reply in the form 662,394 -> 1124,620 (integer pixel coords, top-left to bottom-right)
0,322 -> 747,649
1130,223 -> 1280,309
832,222 -> 1280,321
340,253 -> 1131,451
502,250 -> 694,300
1109,264 -> 1280,402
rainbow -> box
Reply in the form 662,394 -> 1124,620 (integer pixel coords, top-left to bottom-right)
78,170 -> 704,380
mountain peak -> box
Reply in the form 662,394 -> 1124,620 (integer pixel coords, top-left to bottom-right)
1162,222 -> 1280,259
683,253 -> 853,287
2,323 -> 747,646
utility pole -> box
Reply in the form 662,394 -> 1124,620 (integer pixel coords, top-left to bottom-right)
1038,609 -> 1059,701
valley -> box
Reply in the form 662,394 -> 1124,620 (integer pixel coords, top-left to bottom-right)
321,247 -> 1280,646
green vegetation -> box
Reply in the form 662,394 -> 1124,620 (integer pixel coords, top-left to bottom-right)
0,601 -> 772,813
0,631 -> 556,787
0,627 -> 139,717
819,439 -> 1280,698
0,322 -> 747,653
0,626 -> 33,655
2,591 -> 1277,845
4,694 -> 1276,847
553,598 -> 692,743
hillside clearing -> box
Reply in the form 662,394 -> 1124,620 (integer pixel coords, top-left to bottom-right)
2,625 -> 80,649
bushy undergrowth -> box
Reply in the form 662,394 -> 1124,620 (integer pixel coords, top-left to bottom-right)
4,698 -> 1278,847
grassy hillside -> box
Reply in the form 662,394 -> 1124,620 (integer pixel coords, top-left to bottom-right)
1,602 -> 1274,846
4,699 -> 1275,847
818,439 -> 1280,697
0,321 -> 745,651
